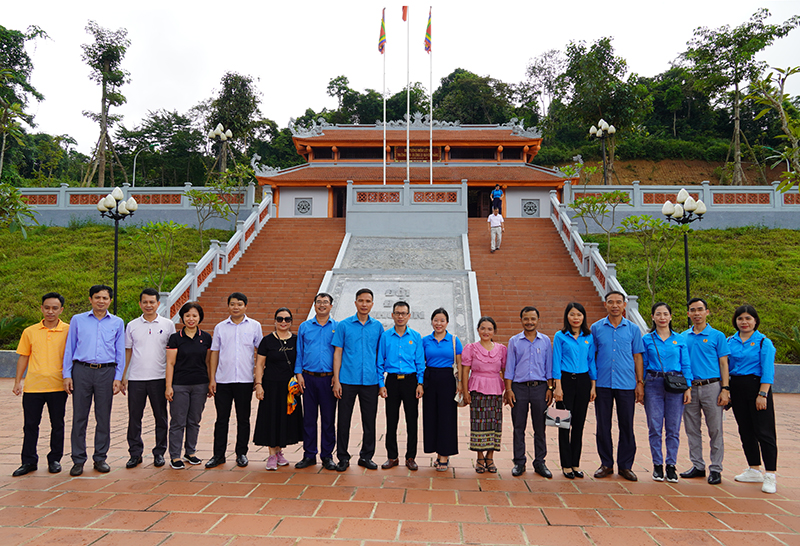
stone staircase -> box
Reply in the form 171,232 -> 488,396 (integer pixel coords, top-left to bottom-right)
196,218 -> 346,328
468,217 -> 607,344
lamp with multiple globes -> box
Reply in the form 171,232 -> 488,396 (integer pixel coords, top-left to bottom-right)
589,119 -> 616,185
208,123 -> 233,173
97,187 -> 138,315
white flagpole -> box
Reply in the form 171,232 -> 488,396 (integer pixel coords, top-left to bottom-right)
381,8 -> 386,186
406,6 -> 410,184
429,7 -> 433,185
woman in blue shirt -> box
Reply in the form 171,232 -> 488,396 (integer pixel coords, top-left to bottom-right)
727,305 -> 778,494
422,308 -> 463,471
641,302 -> 692,483
491,184 -> 503,213
552,302 -> 596,479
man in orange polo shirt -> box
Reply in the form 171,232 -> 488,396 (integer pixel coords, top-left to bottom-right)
12,292 -> 70,476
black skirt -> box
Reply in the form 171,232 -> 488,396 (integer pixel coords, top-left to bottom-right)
253,379 -> 303,448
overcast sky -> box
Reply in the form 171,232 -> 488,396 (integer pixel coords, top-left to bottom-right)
5,0 -> 800,154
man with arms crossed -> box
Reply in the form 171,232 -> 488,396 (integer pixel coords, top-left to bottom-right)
378,301 -> 425,471
12,292 -> 69,476
123,288 -> 176,468
206,292 -> 263,468
505,306 -> 554,478
680,297 -> 730,484
63,284 -> 126,476
591,291 -> 645,482
332,288 -> 385,471
294,293 -> 339,470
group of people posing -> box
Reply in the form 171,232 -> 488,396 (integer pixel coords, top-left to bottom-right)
12,286 -> 778,494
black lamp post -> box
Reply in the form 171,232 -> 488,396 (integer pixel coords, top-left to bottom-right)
662,188 -> 707,327
97,187 -> 138,315
589,119 -> 616,185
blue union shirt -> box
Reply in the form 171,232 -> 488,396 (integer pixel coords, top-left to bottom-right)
552,330 -> 597,380
681,324 -> 730,381
332,314 -> 384,386
642,331 -> 693,382
590,317 -> 644,390
377,326 -> 425,388
295,316 -> 337,374
728,330 -> 776,384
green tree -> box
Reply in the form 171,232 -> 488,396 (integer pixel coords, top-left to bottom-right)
569,190 -> 631,260
0,183 -> 38,238
0,24 -> 48,114
207,72 -> 264,156
130,221 -> 186,291
523,49 -> 566,118
81,20 -> 131,188
433,68 -> 513,124
682,8 -> 800,185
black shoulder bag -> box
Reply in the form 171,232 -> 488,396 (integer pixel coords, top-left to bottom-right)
651,333 -> 689,393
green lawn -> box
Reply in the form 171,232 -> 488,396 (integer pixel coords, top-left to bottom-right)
586,226 -> 800,362
0,223 -> 232,348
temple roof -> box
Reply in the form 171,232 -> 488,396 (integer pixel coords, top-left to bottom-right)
255,162 -> 565,186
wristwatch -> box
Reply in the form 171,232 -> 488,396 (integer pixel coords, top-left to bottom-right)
758,391 -> 768,398
721,386 -> 730,391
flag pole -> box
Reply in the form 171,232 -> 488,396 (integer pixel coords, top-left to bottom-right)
382,8 -> 387,185
428,7 -> 433,185
405,6 -> 410,185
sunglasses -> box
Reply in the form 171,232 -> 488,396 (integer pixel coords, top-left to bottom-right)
275,316 -> 293,323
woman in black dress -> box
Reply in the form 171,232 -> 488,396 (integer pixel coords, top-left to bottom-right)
253,307 -> 303,470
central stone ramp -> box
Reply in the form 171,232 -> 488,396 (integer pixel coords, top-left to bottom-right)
468,217 -> 607,344
326,236 -> 476,344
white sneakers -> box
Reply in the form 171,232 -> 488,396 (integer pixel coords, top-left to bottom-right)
762,473 -> 777,494
735,467 -> 765,483
735,467 -> 777,493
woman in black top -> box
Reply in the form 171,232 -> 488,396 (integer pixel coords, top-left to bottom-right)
253,307 -> 303,470
165,302 -> 212,469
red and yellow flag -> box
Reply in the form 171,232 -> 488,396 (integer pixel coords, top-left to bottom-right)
424,9 -> 431,53
378,8 -> 386,53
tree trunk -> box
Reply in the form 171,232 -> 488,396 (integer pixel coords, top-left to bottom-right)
0,131 -> 6,179
732,83 -> 745,185
97,60 -> 110,188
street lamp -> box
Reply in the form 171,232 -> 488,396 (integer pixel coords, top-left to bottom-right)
208,123 -> 233,173
132,143 -> 157,187
97,187 -> 139,315
589,119 -> 616,185
662,188 -> 707,326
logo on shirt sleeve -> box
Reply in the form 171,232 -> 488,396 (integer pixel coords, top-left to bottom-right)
751,342 -> 756,346
672,340 -> 677,345
703,339 -> 708,343
584,340 -> 589,344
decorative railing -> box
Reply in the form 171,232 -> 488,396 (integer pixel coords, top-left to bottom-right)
549,190 -> 648,333
158,190 -> 272,321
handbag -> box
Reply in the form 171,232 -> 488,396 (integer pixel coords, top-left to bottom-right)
651,333 -> 689,393
545,407 -> 571,429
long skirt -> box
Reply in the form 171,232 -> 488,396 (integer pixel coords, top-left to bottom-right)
422,367 -> 459,456
253,380 -> 303,448
469,391 -> 502,451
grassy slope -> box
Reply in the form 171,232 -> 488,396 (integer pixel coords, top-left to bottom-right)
0,223 -> 232,346
587,226 -> 800,362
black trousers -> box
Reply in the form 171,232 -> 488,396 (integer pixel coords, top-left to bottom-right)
511,381 -> 549,466
422,367 -> 459,456
730,374 -> 778,471
213,382 -> 253,458
127,379 -> 168,458
595,387 -> 636,470
557,372 -> 591,469
385,373 -> 419,460
21,391 -> 68,465
337,383 -> 378,462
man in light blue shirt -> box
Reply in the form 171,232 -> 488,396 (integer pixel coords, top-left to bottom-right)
680,297 -> 730,485
377,301 -> 425,471
294,293 -> 338,471
591,291 -> 644,482
332,288 -> 385,471
62,284 -> 125,476
504,306 -> 553,478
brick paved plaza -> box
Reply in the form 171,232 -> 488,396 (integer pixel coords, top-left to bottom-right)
1,378 -> 800,545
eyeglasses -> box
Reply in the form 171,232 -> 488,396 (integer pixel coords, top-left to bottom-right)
393,312 -> 409,317
275,316 -> 293,323
315,300 -> 331,306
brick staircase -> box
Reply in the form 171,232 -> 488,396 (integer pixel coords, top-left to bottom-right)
468,218 -> 607,344
196,218 -> 346,328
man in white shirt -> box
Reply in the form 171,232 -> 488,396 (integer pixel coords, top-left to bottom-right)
123,288 -> 176,468
487,207 -> 505,253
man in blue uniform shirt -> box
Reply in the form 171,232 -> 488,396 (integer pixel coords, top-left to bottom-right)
378,301 -> 425,471
504,306 -> 554,478
332,288 -> 385,471
591,291 -> 644,482
62,284 -> 126,476
294,293 -> 338,471
680,297 -> 730,484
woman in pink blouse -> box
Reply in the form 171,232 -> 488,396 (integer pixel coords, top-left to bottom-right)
460,317 -> 508,473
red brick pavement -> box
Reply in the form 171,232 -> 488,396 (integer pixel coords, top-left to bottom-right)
1,378 -> 800,545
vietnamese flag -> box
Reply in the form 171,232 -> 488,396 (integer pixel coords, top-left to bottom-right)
402,6 -> 408,21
